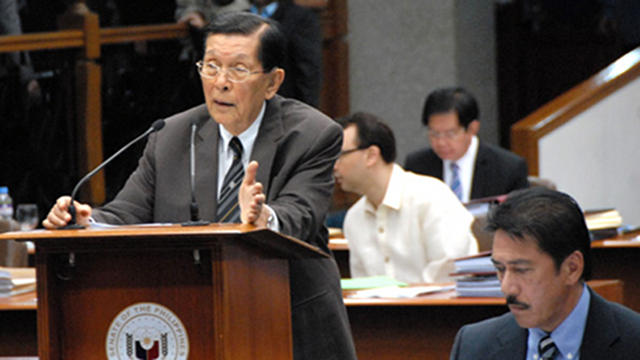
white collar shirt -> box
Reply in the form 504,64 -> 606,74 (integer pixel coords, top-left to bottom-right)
215,102 -> 279,230
526,283 -> 590,360
343,164 -> 478,283
217,102 -> 265,195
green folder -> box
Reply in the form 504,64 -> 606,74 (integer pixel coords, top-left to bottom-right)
340,276 -> 407,290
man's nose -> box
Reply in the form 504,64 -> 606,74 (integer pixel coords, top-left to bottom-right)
430,136 -> 448,145
500,271 -> 518,297
214,71 -> 232,89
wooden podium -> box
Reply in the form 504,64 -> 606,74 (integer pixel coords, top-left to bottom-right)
2,224 -> 327,360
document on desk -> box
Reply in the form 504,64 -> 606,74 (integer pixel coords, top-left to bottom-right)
341,276 -> 407,290
602,235 -> 640,246
89,222 -> 174,228
0,267 -> 36,297
348,285 -> 454,299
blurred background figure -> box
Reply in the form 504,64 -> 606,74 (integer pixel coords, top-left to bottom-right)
249,0 -> 322,107
405,87 -> 529,203
176,0 -> 250,29
598,0 -> 640,53
0,0 -> 41,116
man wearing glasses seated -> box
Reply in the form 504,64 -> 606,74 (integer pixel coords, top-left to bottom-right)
334,112 -> 478,283
405,87 -> 529,203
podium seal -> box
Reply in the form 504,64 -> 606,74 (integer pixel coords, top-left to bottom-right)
106,302 -> 189,360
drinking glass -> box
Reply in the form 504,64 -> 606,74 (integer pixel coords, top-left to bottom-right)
16,204 -> 38,231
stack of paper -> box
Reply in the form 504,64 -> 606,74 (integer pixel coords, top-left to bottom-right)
584,209 -> 623,240
0,267 -> 36,297
451,252 -> 504,298
452,251 -> 496,275
454,274 -> 503,298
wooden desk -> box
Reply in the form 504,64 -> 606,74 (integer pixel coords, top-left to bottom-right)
329,238 -> 350,278
332,229 -> 640,311
591,230 -> 640,311
344,279 -> 622,360
0,292 -> 37,357
345,289 -> 507,360
0,280 -> 622,359
3,289 -> 502,360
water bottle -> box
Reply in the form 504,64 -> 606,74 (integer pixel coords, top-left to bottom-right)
0,186 -> 14,221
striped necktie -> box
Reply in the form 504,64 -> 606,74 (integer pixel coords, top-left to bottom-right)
216,137 -> 244,223
538,334 -> 557,360
450,162 -> 463,200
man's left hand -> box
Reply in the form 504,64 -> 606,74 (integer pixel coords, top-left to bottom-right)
239,161 -> 270,226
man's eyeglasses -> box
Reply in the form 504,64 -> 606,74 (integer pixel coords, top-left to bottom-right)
427,127 -> 466,140
339,146 -> 369,157
196,61 -> 271,83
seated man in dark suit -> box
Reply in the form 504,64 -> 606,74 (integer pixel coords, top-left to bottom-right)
450,187 -> 640,360
404,87 -> 529,202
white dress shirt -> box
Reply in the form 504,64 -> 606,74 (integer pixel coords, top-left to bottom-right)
217,102 -> 279,230
344,164 -> 478,283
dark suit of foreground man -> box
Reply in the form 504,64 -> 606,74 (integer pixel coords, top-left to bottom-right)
44,12 -> 357,360
450,188 -> 640,360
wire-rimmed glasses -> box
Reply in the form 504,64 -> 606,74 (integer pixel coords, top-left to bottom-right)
196,61 -> 270,83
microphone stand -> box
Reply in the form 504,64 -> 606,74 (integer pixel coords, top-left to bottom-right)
182,118 -> 210,227
61,120 -> 166,229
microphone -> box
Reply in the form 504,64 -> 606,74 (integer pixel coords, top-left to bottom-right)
182,116 -> 210,226
62,119 -> 166,229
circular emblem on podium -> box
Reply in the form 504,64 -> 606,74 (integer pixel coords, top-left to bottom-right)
106,302 -> 189,360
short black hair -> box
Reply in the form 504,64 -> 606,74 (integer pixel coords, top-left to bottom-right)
203,12 -> 286,71
336,112 -> 397,164
422,87 -> 479,128
486,187 -> 592,281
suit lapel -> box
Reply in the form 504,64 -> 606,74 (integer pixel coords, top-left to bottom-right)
252,97 -> 285,199
580,289 -> 621,360
489,317 -> 528,359
196,98 -> 284,219
470,143 -> 489,199
194,110 -> 220,221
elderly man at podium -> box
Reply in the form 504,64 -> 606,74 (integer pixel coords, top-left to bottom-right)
43,12 -> 357,360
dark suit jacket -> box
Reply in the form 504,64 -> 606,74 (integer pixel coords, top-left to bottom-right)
271,2 -> 323,108
404,142 -> 529,199
93,96 -> 357,360
450,287 -> 640,360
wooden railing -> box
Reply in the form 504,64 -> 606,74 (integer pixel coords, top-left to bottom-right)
511,47 -> 640,175
0,3 -> 189,205
0,24 -> 188,53
0,0 -> 348,205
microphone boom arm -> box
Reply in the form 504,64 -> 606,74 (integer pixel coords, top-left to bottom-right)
63,119 -> 165,229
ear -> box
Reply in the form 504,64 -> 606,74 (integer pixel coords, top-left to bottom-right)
561,250 -> 584,285
467,119 -> 480,135
264,68 -> 285,100
365,145 -> 381,167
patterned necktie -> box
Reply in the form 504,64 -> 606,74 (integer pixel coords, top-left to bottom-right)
216,137 -> 244,223
538,334 -> 557,360
450,162 -> 463,200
